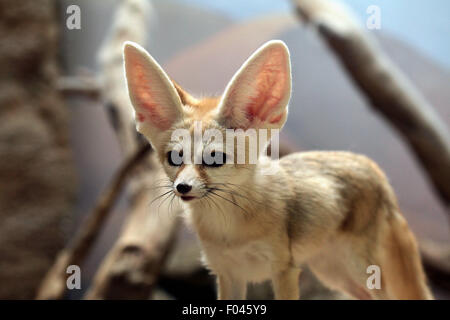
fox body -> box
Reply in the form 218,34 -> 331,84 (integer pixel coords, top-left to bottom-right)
123,40 -> 432,299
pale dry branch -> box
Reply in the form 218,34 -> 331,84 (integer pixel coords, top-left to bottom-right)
36,143 -> 151,299
97,0 -> 151,156
292,0 -> 450,209
85,186 -> 182,299
57,75 -> 101,99
84,0 -> 181,299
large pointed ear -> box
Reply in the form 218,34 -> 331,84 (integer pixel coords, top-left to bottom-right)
123,41 -> 183,145
216,40 -> 291,130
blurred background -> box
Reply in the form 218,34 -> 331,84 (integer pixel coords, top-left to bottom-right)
0,0 -> 449,299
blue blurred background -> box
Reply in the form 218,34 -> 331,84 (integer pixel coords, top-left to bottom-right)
182,0 -> 450,68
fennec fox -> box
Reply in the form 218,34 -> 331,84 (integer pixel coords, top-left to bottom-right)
123,40 -> 432,300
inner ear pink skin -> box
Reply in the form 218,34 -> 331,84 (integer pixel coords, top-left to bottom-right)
219,43 -> 290,131
129,63 -> 174,131
245,49 -> 288,126
137,112 -> 145,122
125,43 -> 182,132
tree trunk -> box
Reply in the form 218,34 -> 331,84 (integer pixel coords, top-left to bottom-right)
0,0 -> 77,299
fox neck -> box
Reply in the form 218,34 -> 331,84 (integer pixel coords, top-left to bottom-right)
183,159 -> 275,244
190,170 -> 259,214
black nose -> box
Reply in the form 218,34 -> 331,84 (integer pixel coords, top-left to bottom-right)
176,183 -> 192,194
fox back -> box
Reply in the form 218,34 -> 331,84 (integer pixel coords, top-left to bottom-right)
123,40 -> 432,300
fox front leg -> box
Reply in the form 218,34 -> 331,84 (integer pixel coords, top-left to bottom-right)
271,267 -> 301,300
217,274 -> 247,300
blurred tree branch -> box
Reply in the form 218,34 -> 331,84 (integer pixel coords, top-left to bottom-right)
292,0 -> 450,209
84,0 -> 181,299
38,0 -> 181,300
420,241 -> 450,290
57,75 -> 101,99
36,143 -> 150,299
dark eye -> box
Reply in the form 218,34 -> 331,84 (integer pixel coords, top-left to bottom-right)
203,151 -> 227,168
167,150 -> 183,166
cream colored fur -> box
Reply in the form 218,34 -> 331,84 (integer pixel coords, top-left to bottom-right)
123,40 -> 432,300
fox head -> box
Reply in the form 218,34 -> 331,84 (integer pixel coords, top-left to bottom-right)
123,40 -> 291,202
